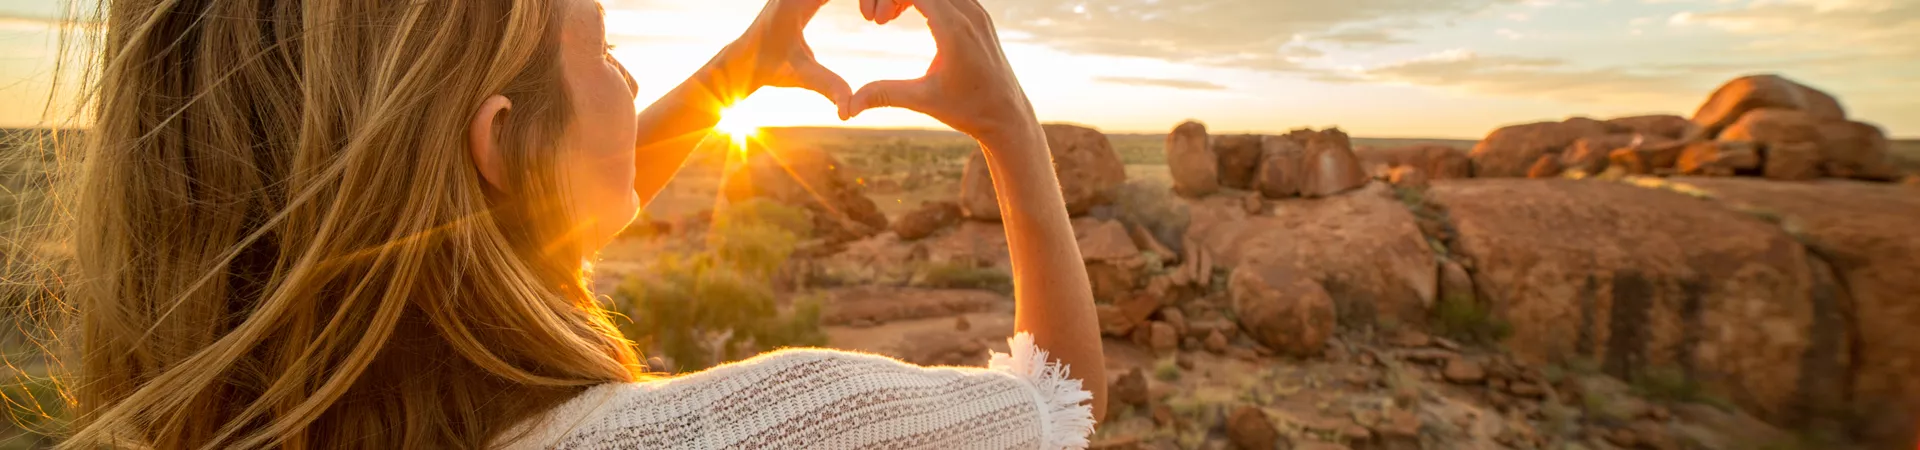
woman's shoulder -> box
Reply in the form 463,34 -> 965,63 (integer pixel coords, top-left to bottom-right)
503,334 -> 1094,450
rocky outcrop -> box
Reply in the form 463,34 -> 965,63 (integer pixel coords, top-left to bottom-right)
893,201 -> 962,240
1470,118 -> 1612,177
723,145 -> 889,239
1214,134 -> 1265,190
1692,74 -> 1845,140
1813,120 -> 1901,181
1677,177 -> 1920,449
1427,179 -> 1847,429
1187,183 -> 1437,327
1605,114 -> 1697,141
1254,136 -> 1305,198
1167,120 -> 1220,197
1295,128 -> 1369,197
960,123 -> 1126,220
1355,144 -> 1473,180
1230,266 -> 1336,356
1676,141 -> 1760,176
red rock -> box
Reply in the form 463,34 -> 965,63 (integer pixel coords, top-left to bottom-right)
1130,223 -> 1178,262
1722,108 -> 1822,147
1255,136 -> 1305,198
1526,154 -> 1563,179
892,201 -> 962,240
1168,120 -> 1220,198
1227,406 -> 1279,450
1560,133 -> 1643,174
1214,134 -> 1266,190
1676,178 -> 1920,448
1159,308 -> 1189,336
1152,404 -> 1177,429
1387,166 -> 1428,190
722,145 -> 887,239
1187,184 -> 1437,328
1814,120 -> 1901,181
1470,118 -> 1612,177
1149,321 -> 1180,354
1298,128 -> 1369,198
1355,144 -> 1473,180
1438,260 -> 1473,302
1692,74 -> 1846,139
1676,141 -> 1760,176
1444,358 -> 1487,384
1205,330 -> 1229,354
1388,330 -> 1432,348
1765,142 -> 1823,181
1430,179 -> 1849,429
1229,266 -> 1337,356
1241,193 -> 1265,215
1606,114 -> 1697,140
960,123 -> 1126,220
1373,409 -> 1422,439
1112,368 -> 1150,408
1607,140 -> 1689,175
1079,220 -> 1143,261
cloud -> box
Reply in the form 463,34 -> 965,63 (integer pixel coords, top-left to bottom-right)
1354,49 -> 1701,102
1091,76 -> 1229,91
976,0 -> 1523,72
1675,0 -> 1920,58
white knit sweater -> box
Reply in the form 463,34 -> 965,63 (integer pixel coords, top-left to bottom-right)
499,333 -> 1096,450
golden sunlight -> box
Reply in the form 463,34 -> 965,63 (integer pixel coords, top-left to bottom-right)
715,107 -> 760,151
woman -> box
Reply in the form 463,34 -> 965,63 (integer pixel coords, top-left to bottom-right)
57,0 -> 1105,447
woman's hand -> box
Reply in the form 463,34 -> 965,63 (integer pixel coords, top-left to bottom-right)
840,0 -> 1039,146
710,0 -> 851,107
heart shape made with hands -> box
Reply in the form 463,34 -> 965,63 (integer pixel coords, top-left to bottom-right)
749,0 -> 940,120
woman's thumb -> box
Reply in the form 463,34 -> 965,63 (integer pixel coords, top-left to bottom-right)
842,79 -> 930,120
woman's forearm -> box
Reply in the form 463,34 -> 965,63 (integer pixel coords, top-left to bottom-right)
981,122 -> 1109,421
631,61 -> 744,205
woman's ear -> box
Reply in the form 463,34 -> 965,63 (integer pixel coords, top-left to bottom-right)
469,95 -> 514,191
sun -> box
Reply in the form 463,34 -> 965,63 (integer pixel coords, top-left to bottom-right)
715,107 -> 760,151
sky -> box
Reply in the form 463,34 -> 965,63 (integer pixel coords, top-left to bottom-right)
0,0 -> 1915,138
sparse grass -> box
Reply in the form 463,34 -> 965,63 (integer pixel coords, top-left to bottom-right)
1430,294 -> 1513,345
1110,180 -> 1190,253
1153,358 -> 1182,382
914,261 -> 1013,295
1630,366 -> 1731,409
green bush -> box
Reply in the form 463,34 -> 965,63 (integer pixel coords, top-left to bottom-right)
608,201 -> 827,372
1431,294 -> 1513,345
914,262 -> 1013,295
1111,180 -> 1189,252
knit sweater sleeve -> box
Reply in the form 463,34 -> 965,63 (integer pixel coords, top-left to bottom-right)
504,332 -> 1095,450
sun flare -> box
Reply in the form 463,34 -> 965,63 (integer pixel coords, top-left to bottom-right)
715,107 -> 760,151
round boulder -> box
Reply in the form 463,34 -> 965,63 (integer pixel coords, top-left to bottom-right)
1229,265 -> 1337,356
959,123 -> 1126,220
1214,134 -> 1266,190
1167,121 -> 1219,197
1470,118 -> 1612,177
1692,74 -> 1846,139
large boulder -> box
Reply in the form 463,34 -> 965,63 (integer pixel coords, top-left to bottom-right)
1166,121 -> 1220,197
1721,108 -> 1821,147
1077,219 -> 1143,303
1676,141 -> 1760,176
1606,140 -> 1689,175
1355,145 -> 1473,180
1605,114 -> 1697,141
1428,179 -> 1847,429
959,123 -> 1126,220
1676,177 -> 1920,448
1187,183 -> 1437,327
1692,74 -> 1845,140
1254,136 -> 1305,198
1295,128 -> 1369,197
1213,134 -> 1265,190
723,145 -> 888,239
1230,265 -> 1336,356
1558,134 -> 1644,174
1814,120 -> 1901,181
1470,118 -> 1612,177
1764,142 -> 1823,181
892,201 -> 962,240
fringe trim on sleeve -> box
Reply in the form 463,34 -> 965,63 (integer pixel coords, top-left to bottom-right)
988,332 -> 1096,450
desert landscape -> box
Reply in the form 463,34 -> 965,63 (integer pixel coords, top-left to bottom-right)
6,73 -> 1920,450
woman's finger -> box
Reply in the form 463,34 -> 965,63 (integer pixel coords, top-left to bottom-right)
843,79 -> 932,120
781,59 -> 853,108
873,0 -> 912,24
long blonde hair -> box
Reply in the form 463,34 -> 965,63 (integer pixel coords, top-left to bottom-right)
44,0 -> 643,447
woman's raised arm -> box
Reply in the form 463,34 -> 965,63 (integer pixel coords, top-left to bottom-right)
629,0 -> 849,204
843,0 -> 1108,421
